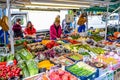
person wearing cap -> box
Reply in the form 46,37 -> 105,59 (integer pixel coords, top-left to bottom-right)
50,17 -> 62,40
24,21 -> 36,38
12,18 -> 23,38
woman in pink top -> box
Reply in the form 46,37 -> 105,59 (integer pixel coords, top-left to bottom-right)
50,18 -> 62,40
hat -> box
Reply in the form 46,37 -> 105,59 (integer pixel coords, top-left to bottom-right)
55,17 -> 60,23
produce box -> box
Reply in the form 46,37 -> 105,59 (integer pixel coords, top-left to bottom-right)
64,53 -> 83,62
65,62 -> 98,80
114,68 -> 120,80
95,71 -> 114,80
50,56 -> 74,66
26,42 -> 46,52
38,60 -> 55,70
24,74 -> 40,80
86,61 -> 109,76
53,45 -> 71,55
24,72 -> 49,80
98,67 -> 110,76
49,69 -> 78,80
110,62 -> 120,70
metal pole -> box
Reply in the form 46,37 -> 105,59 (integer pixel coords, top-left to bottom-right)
6,0 -> 14,53
105,4 -> 109,40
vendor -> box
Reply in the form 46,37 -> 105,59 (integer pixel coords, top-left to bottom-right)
77,13 -> 87,33
50,17 -> 62,40
12,18 -> 23,38
24,21 -> 36,38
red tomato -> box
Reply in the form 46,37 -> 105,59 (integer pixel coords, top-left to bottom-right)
13,60 -> 17,65
0,62 -> 7,66
51,41 -> 55,45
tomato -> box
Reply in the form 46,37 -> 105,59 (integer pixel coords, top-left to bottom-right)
15,69 -> 20,74
47,44 -> 52,49
3,69 -> 7,73
8,72 -> 13,78
13,60 -> 17,65
54,43 -> 59,46
0,62 -> 6,66
6,68 -> 10,72
51,41 -> 55,45
15,73 -> 19,77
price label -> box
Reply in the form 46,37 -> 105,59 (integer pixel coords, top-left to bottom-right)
116,48 -> 120,54
0,47 -> 7,54
117,49 -> 120,55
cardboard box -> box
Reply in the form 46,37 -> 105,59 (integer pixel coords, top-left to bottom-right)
114,68 -> 120,80
98,67 -> 110,76
95,71 -> 114,80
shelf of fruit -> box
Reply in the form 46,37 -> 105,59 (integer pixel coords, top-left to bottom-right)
4,32 -> 120,80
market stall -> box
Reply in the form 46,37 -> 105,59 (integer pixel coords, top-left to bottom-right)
0,0 -> 120,80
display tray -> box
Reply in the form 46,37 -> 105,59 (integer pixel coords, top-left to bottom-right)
50,56 -> 74,66
65,62 -> 98,80
24,73 -> 42,80
64,53 -> 83,62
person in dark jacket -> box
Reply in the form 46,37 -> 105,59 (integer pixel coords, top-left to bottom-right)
12,18 -> 23,38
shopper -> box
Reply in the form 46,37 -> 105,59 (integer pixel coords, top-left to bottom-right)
0,29 -> 9,44
50,17 -> 62,40
24,21 -> 36,38
12,18 -> 23,38
77,13 -> 87,33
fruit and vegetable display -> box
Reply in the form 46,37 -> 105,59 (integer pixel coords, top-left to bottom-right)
65,53 -> 83,61
96,55 -> 118,65
66,62 -> 96,77
0,62 -> 21,80
64,44 -> 79,52
18,60 -> 38,78
15,39 -> 26,45
79,45 -> 105,54
70,33 -> 80,39
36,49 -> 57,59
26,42 -> 46,52
69,39 -> 80,44
16,49 -> 33,60
0,53 -> 20,79
0,54 -> 14,62
46,41 -> 59,49
2,29 -> 120,80
90,34 -> 104,42
41,40 -> 51,45
77,37 -> 87,42
50,56 -> 74,66
38,60 -> 54,70
49,69 -> 78,80
53,45 -> 71,54
15,49 -> 38,78
35,73 -> 49,80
